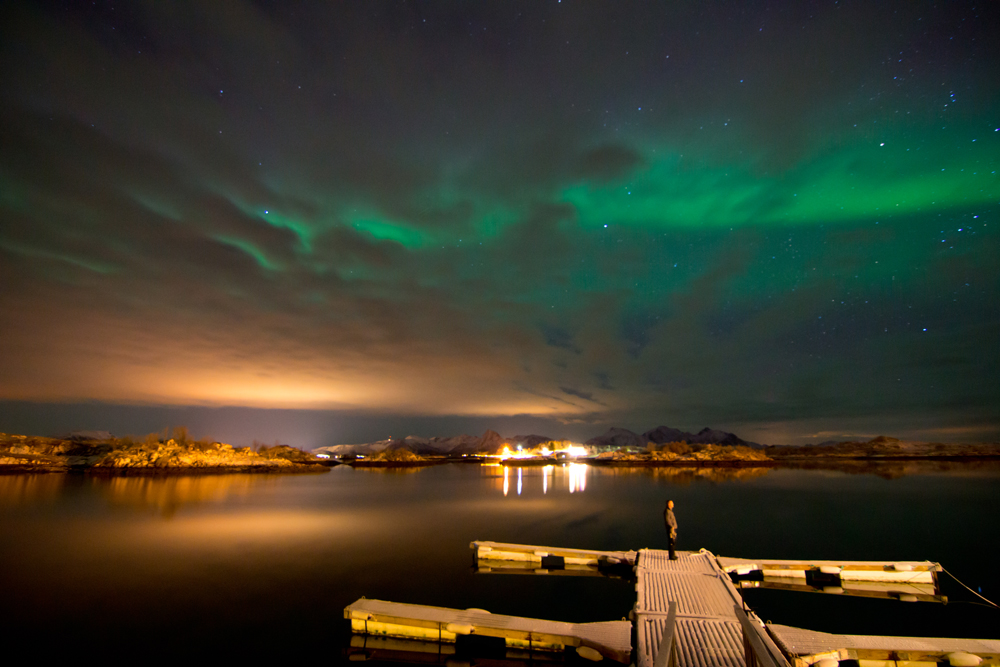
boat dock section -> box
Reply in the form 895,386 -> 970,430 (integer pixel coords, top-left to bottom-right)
717,557 -> 940,584
344,598 -> 632,663
734,577 -> 944,603
767,624 -> 1000,667
718,557 -> 945,603
634,549 -> 749,667
472,539 -> 637,570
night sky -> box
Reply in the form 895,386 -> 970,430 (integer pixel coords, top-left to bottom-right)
1,1 -> 998,447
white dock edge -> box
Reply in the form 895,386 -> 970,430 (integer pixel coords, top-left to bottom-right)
735,576 -> 944,603
768,624 -> 1000,667
717,557 -> 940,584
345,598 -> 632,663
472,540 -> 637,567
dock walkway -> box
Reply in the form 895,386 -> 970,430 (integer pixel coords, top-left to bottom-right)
634,549 -> 749,667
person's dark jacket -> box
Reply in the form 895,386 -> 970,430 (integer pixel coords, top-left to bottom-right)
664,507 -> 678,538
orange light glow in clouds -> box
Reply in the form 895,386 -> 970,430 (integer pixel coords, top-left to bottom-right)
0,297 -> 616,416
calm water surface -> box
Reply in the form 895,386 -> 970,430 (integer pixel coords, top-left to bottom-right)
1,462 -> 997,657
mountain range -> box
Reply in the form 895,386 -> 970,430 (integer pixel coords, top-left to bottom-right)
314,429 -> 511,457
586,426 -> 761,449
314,425 -> 760,456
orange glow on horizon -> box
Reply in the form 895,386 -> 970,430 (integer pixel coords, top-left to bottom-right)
0,299 -> 631,416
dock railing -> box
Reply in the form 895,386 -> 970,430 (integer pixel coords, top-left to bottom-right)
652,602 -> 678,667
735,605 -> 792,667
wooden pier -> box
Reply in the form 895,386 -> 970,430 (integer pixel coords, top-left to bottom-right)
633,549 -> 752,667
473,539 -> 637,575
719,556 -> 947,604
716,557 -> 941,584
345,597 -> 632,662
767,623 -> 1000,667
345,542 -> 995,666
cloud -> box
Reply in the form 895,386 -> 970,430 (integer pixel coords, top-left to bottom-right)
541,326 -> 581,354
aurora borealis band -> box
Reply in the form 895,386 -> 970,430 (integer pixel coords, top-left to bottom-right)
0,1 -> 997,446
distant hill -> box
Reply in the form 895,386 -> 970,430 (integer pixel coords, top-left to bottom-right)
766,436 -> 1000,459
585,427 -> 647,449
643,426 -> 762,449
584,425 -> 760,449
315,429 -> 512,457
509,434 -> 558,449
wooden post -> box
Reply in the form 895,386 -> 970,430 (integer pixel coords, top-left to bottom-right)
735,605 -> 792,667
653,602 -> 678,667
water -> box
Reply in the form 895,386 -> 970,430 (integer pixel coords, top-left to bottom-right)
1,462 -> 997,659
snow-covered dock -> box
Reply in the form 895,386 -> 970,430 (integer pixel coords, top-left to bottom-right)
344,597 -> 632,662
344,542 -> 995,666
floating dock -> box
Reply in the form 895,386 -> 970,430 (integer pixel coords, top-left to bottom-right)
718,556 -> 946,604
733,576 -> 944,603
472,539 -> 637,571
345,542 -> 994,666
717,557 -> 941,584
768,624 -> 1000,667
344,598 -> 631,662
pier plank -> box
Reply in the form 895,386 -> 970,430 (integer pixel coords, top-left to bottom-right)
637,568 -> 742,618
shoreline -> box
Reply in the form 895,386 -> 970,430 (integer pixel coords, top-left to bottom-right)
589,454 -> 1000,466
4,430 -> 997,475
0,462 -> 332,475
3,456 -> 999,476
0,431 -> 334,475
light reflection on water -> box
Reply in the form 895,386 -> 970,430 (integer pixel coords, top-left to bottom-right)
0,462 -> 997,655
496,463 -> 589,496
101,473 -> 281,517
0,472 -> 65,506
488,462 -> 803,497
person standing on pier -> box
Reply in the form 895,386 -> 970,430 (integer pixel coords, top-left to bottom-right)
664,500 -> 678,560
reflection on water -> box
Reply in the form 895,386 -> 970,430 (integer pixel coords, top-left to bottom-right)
578,458 -> 1000,483
591,465 -> 773,485
349,465 -> 426,475
0,474 -> 66,507
98,474 -> 280,518
774,458 -> 1000,479
568,463 -> 586,493
489,463 -> 773,496
1,461 -> 998,653
3,460 -> 998,515
494,463 -> 589,496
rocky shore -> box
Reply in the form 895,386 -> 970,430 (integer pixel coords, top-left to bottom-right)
764,435 -> 1000,460
347,448 -> 442,467
592,443 -> 772,465
0,432 -> 330,474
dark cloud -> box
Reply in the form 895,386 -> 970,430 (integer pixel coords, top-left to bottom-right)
560,387 -> 593,401
594,371 -> 614,391
541,326 -> 581,354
